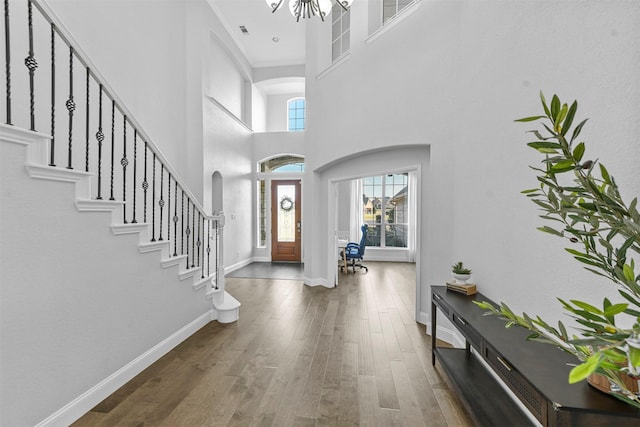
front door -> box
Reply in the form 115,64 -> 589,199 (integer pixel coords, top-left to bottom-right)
271,180 -> 301,262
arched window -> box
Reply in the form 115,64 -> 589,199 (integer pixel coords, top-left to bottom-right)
259,155 -> 305,173
287,98 -> 305,132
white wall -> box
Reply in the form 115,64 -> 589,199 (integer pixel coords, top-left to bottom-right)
206,33 -> 247,120
45,0 -> 189,182
303,0 -> 640,327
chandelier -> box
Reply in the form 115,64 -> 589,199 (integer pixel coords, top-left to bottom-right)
266,0 -> 353,22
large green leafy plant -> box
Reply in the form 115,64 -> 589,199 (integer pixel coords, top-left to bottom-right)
475,92 -> 640,407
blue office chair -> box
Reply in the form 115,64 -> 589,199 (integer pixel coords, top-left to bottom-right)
341,224 -> 369,273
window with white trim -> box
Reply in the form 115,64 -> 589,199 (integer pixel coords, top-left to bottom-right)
332,3 -> 350,62
362,174 -> 409,248
383,0 -> 414,24
287,98 -> 305,132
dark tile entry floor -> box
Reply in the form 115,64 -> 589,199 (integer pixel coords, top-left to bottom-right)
225,262 -> 304,280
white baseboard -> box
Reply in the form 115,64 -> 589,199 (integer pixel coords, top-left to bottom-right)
303,276 -> 333,288
418,311 -> 429,325
224,258 -> 254,275
36,310 -> 213,427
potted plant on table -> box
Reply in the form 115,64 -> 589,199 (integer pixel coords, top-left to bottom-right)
452,261 -> 472,284
475,92 -> 640,408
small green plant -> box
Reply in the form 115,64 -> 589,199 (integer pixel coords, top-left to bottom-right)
475,92 -> 640,408
452,261 -> 472,275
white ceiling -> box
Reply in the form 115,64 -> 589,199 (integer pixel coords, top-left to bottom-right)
207,0 -> 307,69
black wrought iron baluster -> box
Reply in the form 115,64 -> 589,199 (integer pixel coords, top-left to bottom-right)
181,189 -> 184,257
199,213 -> 204,278
151,153 -> 156,242
186,200 -> 191,268
158,164 -> 164,241
49,23 -> 54,165
142,143 -> 148,222
4,0 -> 11,125
109,100 -> 115,200
173,181 -> 178,257
121,116 -> 128,223
207,219 -> 211,277
65,47 -> 75,169
25,0 -> 37,131
191,202 -> 195,268
85,67 -> 89,172
196,211 -> 201,271
96,85 -> 104,199
167,173 -> 171,244
131,130 -> 137,223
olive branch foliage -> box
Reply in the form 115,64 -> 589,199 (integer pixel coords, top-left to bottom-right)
474,92 -> 640,407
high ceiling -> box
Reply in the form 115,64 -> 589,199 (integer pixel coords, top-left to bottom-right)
207,0 -> 307,69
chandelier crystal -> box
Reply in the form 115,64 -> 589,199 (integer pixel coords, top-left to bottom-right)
266,0 -> 353,22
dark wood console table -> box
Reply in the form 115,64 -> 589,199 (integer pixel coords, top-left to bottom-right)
431,285 -> 640,426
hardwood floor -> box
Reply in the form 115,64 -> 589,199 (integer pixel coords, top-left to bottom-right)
72,262 -> 473,426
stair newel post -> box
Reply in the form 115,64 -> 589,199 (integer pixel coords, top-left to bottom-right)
172,181 -> 178,257
185,199 -> 190,268
84,66 -> 89,172
121,115 -> 128,223
95,84 -> 104,199
109,99 -> 115,200
131,130 -> 137,223
150,153 -> 156,242
4,0 -> 11,125
142,142 -> 148,222
216,214 -> 225,290
48,23 -> 54,165
158,163 -> 164,241
191,201 -> 195,268
65,46 -> 75,169
25,0 -> 37,131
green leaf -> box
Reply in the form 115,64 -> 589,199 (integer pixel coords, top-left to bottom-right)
527,141 -> 563,150
569,354 -> 602,384
616,236 -> 636,260
573,142 -> 585,163
551,160 -> 576,173
570,300 -> 604,315
561,101 -> 578,136
537,226 -> 564,237
574,256 -> 605,268
603,303 -> 628,317
577,202 -> 597,211
599,163 -> 611,184
540,91 -> 551,117
623,263 -> 635,282
515,116 -> 546,122
556,103 -> 568,128
565,248 -> 589,257
551,95 -> 560,122
570,118 -> 589,143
